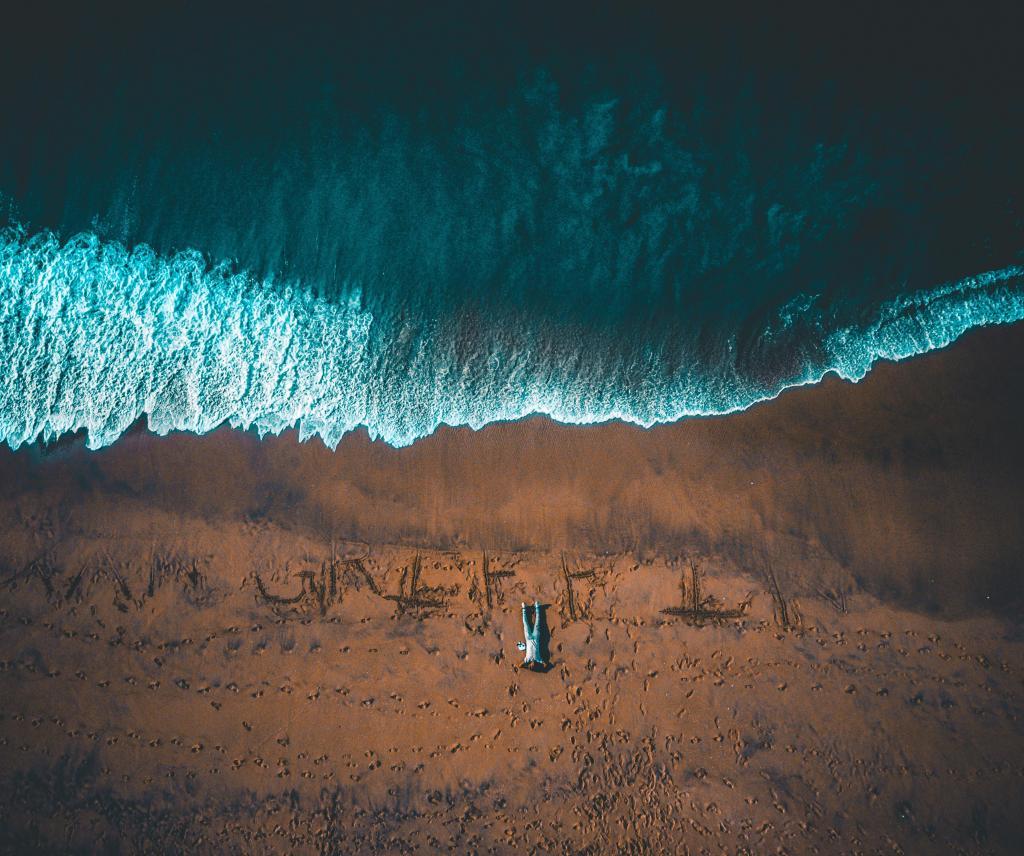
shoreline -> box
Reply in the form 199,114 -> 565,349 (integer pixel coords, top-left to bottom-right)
4,321 -> 1024,617
2,322 -> 1024,852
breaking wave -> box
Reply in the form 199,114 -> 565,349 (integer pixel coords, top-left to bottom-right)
2,227 -> 1022,450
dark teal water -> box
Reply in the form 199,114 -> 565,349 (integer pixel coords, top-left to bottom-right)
1,3 -> 1022,448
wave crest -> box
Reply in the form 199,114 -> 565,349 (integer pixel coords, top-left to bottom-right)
1,228 -> 1023,450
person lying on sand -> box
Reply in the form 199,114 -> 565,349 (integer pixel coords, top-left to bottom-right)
517,600 -> 548,671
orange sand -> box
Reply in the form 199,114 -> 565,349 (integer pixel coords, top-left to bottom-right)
1,323 -> 1023,852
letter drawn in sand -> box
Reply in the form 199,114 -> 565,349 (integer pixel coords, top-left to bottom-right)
383,553 -> 458,616
482,551 -> 515,610
661,556 -> 753,625
252,543 -> 381,618
560,551 -> 598,624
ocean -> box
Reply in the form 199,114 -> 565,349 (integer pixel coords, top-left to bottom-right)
2,2 -> 1022,449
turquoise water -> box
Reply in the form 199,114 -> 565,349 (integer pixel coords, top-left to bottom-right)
2,227 -> 1022,449
1,7 -> 1022,450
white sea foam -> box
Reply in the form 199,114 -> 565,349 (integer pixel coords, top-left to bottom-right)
1,228 -> 1023,450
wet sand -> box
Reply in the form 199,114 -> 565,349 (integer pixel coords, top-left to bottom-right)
1,324 -> 1023,852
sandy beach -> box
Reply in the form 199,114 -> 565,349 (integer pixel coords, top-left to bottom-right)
2,323 -> 1023,853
